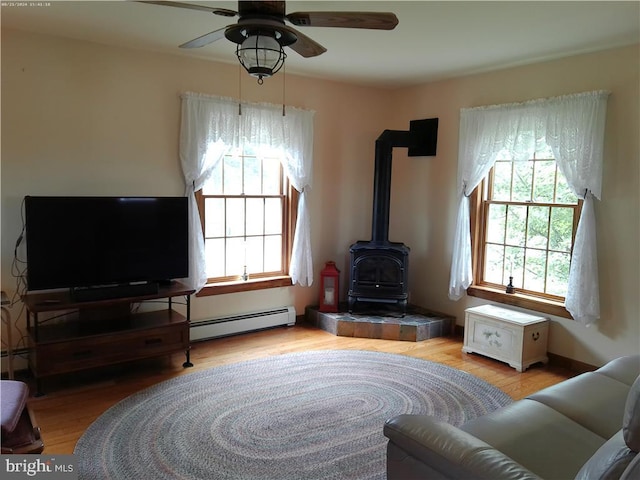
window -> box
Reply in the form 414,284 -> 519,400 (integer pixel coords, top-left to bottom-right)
450,92 -> 607,325
195,146 -> 296,295
469,146 -> 581,317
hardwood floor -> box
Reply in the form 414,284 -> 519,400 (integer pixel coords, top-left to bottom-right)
26,323 -> 576,454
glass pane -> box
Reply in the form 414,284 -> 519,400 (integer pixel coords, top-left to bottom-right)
505,205 -> 526,247
495,149 -> 512,161
244,156 -> 262,195
484,243 -> 504,284
506,246 -> 525,288
245,198 -> 264,236
535,144 -> 554,159
512,161 -> 533,202
226,237 -> 245,276
556,170 -> 577,204
204,238 -> 225,278
223,155 -> 242,194
264,235 -> 282,272
202,162 -> 223,195
492,161 -> 512,201
523,248 -> 546,292
204,198 -> 224,238
532,160 -> 556,203
486,204 -> 506,244
245,236 -> 264,274
240,144 -> 257,156
549,207 -> 574,253
547,251 -> 571,296
262,158 -> 281,195
527,206 -> 549,249
264,198 -> 283,235
226,198 -> 245,237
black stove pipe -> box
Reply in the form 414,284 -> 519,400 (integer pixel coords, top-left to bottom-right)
371,129 -> 412,243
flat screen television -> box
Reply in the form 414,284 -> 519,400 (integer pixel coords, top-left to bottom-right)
24,196 -> 189,297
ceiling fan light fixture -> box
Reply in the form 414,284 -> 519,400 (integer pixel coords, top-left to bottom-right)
146,1 -> 399,81
236,32 -> 287,84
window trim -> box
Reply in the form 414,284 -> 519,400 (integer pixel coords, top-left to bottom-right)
195,167 -> 299,297
196,275 -> 293,297
468,182 -> 575,319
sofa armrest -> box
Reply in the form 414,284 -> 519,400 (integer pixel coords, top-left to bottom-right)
384,414 -> 542,480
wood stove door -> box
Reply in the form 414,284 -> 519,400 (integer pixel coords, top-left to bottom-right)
350,253 -> 406,298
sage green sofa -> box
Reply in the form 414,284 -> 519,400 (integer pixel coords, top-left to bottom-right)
384,355 -> 640,480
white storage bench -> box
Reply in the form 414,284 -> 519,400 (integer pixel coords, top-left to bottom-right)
463,304 -> 549,372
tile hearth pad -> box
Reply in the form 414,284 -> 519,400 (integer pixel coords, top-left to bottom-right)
306,305 -> 454,342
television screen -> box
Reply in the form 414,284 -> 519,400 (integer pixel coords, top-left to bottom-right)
24,196 -> 189,292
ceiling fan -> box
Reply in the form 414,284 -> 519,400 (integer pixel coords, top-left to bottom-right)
141,1 -> 399,82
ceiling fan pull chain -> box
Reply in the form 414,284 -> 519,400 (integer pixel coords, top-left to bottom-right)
238,63 -> 242,116
282,64 -> 286,116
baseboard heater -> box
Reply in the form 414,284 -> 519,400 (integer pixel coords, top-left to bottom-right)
190,306 -> 296,341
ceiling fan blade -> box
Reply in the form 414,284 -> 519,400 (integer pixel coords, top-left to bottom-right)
138,1 -> 237,17
179,27 -> 228,48
279,25 -> 327,58
286,11 -> 398,30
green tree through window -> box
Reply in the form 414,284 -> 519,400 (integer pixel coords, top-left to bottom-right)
479,146 -> 581,300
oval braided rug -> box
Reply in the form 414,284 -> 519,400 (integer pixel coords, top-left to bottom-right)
74,349 -> 512,480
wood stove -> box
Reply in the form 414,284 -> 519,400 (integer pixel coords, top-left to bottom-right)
348,119 -> 438,314
348,240 -> 410,313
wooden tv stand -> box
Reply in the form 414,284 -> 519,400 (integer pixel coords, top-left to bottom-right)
22,281 -> 195,394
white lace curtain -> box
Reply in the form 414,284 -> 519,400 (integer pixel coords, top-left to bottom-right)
448,90 -> 609,326
180,92 -> 315,291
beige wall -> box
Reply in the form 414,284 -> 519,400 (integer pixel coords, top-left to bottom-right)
1,28 -> 638,367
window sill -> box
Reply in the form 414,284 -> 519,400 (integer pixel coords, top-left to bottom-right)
467,285 -> 572,319
196,276 -> 293,297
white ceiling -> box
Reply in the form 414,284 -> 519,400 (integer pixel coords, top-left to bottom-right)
2,1 -> 639,88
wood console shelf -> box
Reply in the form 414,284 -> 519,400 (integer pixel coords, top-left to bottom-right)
22,281 -> 195,394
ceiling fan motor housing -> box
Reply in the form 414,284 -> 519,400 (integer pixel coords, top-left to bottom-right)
225,22 -> 297,47
238,1 -> 286,18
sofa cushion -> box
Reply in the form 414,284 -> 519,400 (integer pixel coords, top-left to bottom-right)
0,380 -> 29,436
527,372 -> 630,439
574,430 -> 635,480
595,355 -> 640,386
461,399 -> 605,480
623,375 -> 640,451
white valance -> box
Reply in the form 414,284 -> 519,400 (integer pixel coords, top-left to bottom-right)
180,92 -> 315,291
448,91 -> 609,326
